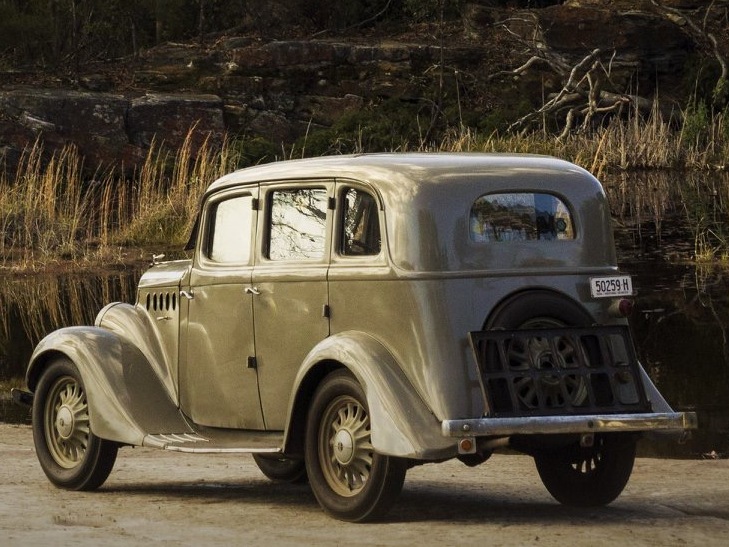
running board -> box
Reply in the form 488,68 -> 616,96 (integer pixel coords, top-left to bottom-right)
143,426 -> 284,454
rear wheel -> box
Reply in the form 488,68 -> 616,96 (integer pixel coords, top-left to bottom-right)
492,292 -> 636,505
252,454 -> 307,483
305,370 -> 407,522
32,358 -> 118,490
535,434 -> 636,506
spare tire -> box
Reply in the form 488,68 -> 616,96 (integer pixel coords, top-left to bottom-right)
487,290 -> 593,330
486,290 -> 595,411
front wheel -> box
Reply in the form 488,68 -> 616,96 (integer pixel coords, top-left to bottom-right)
252,454 -> 307,483
534,434 -> 636,506
305,370 -> 407,522
32,358 -> 118,490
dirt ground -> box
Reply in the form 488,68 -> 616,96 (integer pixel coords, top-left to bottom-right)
1,424 -> 728,546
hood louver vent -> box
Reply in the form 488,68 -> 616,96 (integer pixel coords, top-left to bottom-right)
145,291 -> 177,312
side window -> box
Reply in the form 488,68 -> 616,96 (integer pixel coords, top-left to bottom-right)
341,188 -> 381,256
470,192 -> 575,242
207,195 -> 253,263
269,188 -> 328,260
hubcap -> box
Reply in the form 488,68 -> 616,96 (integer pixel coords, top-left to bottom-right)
44,376 -> 91,469
333,429 -> 355,465
55,406 -> 74,439
318,395 -> 373,497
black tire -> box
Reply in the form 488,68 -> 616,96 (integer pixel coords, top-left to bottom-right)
488,290 -> 593,330
304,369 -> 407,522
31,357 -> 118,491
534,434 -> 637,506
252,454 -> 307,483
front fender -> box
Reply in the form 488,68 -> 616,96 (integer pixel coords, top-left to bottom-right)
288,331 -> 456,460
27,326 -> 191,446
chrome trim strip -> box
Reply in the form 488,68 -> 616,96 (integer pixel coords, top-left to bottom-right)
143,433 -> 209,449
163,447 -> 281,454
442,412 -> 698,437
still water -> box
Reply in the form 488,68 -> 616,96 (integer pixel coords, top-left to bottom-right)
1,258 -> 727,458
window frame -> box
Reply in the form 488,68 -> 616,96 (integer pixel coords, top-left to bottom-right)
338,185 -> 383,258
196,187 -> 258,269
262,183 -> 332,263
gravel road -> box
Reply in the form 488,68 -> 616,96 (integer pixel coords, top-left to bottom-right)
1,424 -> 728,546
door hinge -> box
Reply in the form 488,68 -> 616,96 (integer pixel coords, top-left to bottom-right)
247,356 -> 257,369
322,304 -> 331,318
251,198 -> 260,210
328,197 -> 336,210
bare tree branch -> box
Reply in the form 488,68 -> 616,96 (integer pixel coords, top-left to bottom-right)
492,12 -> 658,136
652,0 -> 728,105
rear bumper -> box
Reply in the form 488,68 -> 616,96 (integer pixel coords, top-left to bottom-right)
442,411 -> 698,438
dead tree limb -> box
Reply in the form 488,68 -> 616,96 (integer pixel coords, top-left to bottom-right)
652,0 -> 729,107
492,13 -> 651,137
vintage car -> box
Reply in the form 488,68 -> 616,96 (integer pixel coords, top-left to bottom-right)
14,153 -> 696,522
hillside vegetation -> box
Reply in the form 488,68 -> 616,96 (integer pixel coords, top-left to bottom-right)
1,1 -> 729,268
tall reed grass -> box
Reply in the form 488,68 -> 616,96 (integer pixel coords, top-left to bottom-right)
431,103 -> 728,177
0,129 -> 239,270
1,108 -> 728,270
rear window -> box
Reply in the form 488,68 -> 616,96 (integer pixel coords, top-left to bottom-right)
470,192 -> 575,242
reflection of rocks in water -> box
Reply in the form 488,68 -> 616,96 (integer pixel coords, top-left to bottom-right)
0,398 -> 30,425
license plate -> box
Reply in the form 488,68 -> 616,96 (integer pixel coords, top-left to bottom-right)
589,275 -> 633,298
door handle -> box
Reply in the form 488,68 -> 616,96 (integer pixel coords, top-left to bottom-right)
245,287 -> 261,295
180,290 -> 194,300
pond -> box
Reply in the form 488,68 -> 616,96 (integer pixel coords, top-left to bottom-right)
0,271 -> 140,423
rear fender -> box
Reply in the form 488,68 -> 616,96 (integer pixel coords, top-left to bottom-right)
286,331 -> 455,460
27,326 -> 190,446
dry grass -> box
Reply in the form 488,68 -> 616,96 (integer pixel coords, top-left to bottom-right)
430,104 -> 728,176
1,129 -> 237,271
1,110 -> 728,270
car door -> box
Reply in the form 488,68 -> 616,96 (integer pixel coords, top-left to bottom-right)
179,186 -> 265,429
251,182 -> 332,430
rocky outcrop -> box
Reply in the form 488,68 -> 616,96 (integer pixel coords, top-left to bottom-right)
0,89 -> 225,170
1,1 -> 726,174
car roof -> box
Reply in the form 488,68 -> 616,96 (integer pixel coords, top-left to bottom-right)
190,153 -> 615,271
205,153 -> 589,196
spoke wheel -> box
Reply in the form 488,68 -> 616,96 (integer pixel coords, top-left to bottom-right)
489,291 -> 595,412
44,375 -> 90,468
32,358 -> 118,491
535,434 -> 636,506
319,394 -> 374,496
507,317 -> 589,410
305,370 -> 407,522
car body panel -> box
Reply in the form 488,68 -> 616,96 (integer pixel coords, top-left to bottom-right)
182,269 -> 263,429
286,331 -> 454,459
